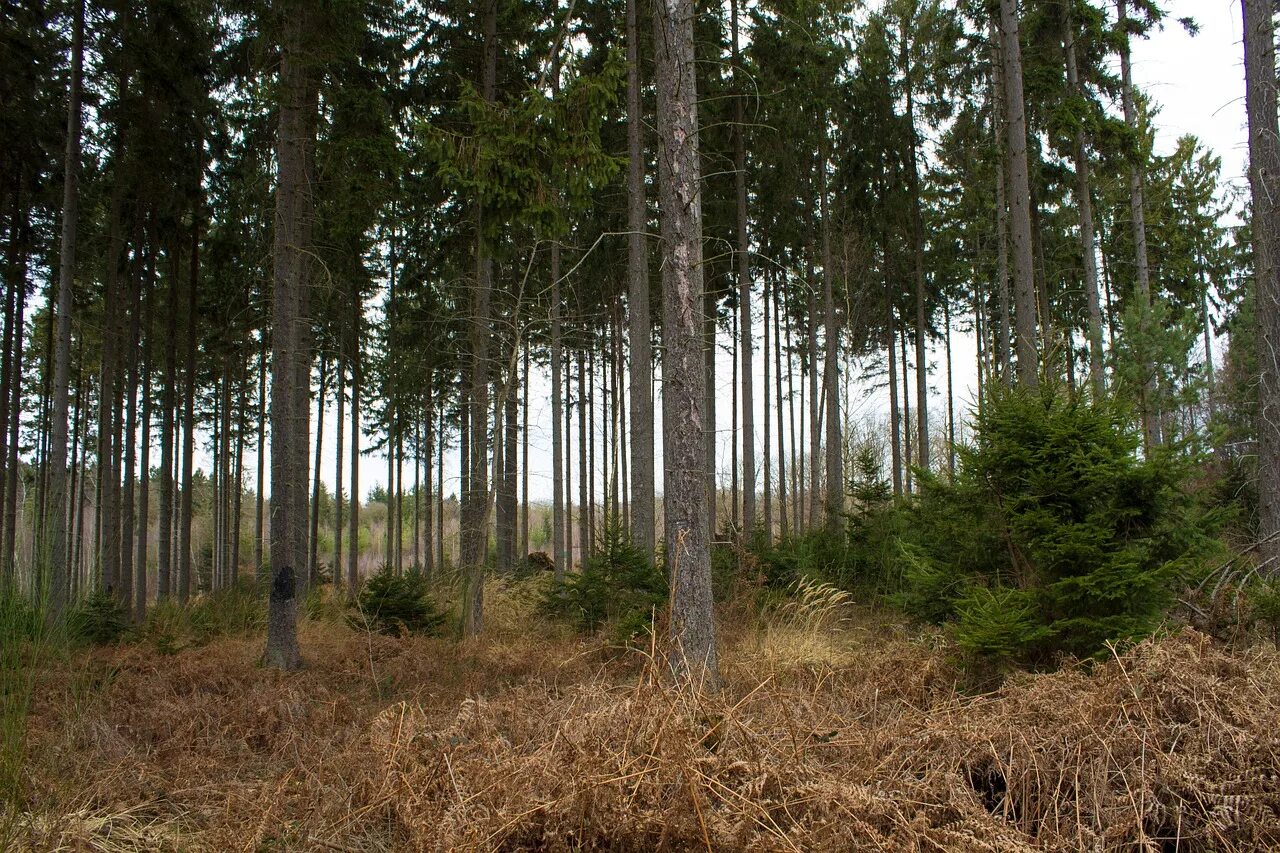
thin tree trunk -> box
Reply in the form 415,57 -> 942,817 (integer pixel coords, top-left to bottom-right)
762,271 -> 772,544
309,354 -> 328,585
521,346 -> 529,561
731,0 -> 754,539
1063,3 -> 1105,394
348,284 -> 362,599
625,0 -> 654,555
178,217 -> 199,602
334,353 -> 345,590
820,134 -> 842,528
654,0 -> 719,685
944,298 -> 956,475
134,321 -> 151,620
254,334 -> 266,575
773,272 -> 788,539
578,348 -> 588,558
901,329 -> 913,493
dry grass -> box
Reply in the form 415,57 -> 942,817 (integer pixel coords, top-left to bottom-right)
7,600 -> 1280,851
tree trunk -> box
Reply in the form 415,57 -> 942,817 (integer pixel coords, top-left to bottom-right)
461,0 -> 497,636
731,0 -> 755,539
348,305 -> 361,599
762,271 -> 773,544
309,354 -> 328,586
654,0 -> 719,686
334,353 -> 345,590
820,134 -> 842,528
773,272 -> 788,539
178,217 -> 199,602
254,334 -> 267,575
134,320 -> 151,620
551,244 -> 567,577
266,0 -> 318,670
46,0 -> 84,620
998,0 -> 1039,387
1245,0 -> 1280,563
1063,3 -> 1105,395
1117,0 -> 1158,448
625,0 -> 656,551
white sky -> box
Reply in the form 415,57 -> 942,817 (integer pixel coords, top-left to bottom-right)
226,0 -> 1249,507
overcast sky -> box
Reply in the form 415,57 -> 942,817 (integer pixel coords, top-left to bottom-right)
231,0 -> 1251,507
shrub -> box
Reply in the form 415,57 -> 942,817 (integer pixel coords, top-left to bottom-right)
541,522 -> 666,643
899,382 -> 1222,666
67,591 -> 130,646
351,565 -> 447,636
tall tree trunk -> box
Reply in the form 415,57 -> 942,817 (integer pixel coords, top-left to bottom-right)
2,283 -> 25,582
266,0 -> 318,669
334,353 -> 345,590
134,306 -> 152,620
654,0 -> 719,685
578,349 -> 588,558
1063,3 -> 1105,395
901,329 -> 913,492
348,301 -> 361,600
461,0 -> 497,636
551,243 -> 567,577
762,271 -> 773,544
731,0 -> 755,539
625,0 -> 654,557
98,191 -> 124,598
46,0 -> 84,620
1245,0 -> 1280,563
944,298 -> 956,475
231,362 -> 244,585
178,217 -> 199,602
157,251 -> 178,603
785,287 -> 800,531
820,134 -> 843,528
901,35 -> 930,471
120,265 -> 139,610
773,272 -> 788,539
807,271 -> 820,525
521,347 -> 529,560
998,0 -> 1039,387
308,354 -> 328,585
1116,0 -> 1158,446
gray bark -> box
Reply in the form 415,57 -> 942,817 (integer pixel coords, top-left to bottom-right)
1244,0 -> 1280,562
998,0 -> 1039,387
47,0 -> 84,620
266,0 -> 319,670
654,0 -> 720,687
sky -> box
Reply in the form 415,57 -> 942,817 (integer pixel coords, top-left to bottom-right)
222,0 -> 1251,508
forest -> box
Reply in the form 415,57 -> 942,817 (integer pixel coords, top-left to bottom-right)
3,0 -> 1280,849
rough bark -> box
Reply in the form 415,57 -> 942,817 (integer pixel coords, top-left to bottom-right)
819,136 -> 842,529
732,0 -> 755,538
266,0 -> 318,670
177,217 -> 199,602
654,0 -> 720,687
47,0 -> 84,620
1244,0 -> 1280,562
461,0 -> 497,636
998,0 -> 1039,387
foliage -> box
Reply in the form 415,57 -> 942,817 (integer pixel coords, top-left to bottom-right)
541,522 -> 666,643
898,382 -> 1223,666
351,565 -> 447,637
67,592 -> 130,647
138,581 -> 266,655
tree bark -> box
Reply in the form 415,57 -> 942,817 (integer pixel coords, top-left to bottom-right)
731,0 -> 755,539
1116,0 -> 1158,446
998,0 -> 1039,387
1244,0 -> 1280,563
1063,3 -> 1105,395
654,0 -> 719,686
266,0 -> 318,669
461,0 -> 497,635
820,134 -> 842,528
178,216 -> 199,602
47,0 -> 84,620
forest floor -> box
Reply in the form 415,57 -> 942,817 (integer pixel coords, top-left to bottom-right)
7,584 -> 1280,852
